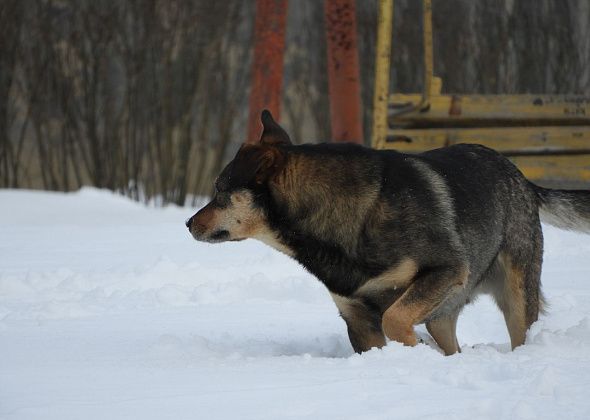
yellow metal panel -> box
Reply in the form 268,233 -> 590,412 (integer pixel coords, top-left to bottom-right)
371,0 -> 393,149
370,1 -> 590,187
383,126 -> 590,154
389,94 -> 590,125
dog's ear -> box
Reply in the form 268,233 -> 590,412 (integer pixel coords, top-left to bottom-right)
259,110 -> 292,146
254,145 -> 286,184
235,143 -> 287,185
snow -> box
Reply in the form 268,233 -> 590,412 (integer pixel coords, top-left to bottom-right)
1,188 -> 590,419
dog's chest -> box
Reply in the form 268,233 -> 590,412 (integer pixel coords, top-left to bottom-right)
254,231 -> 295,257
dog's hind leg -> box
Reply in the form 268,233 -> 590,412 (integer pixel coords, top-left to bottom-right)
331,294 -> 386,353
426,311 -> 461,355
382,264 -> 470,348
492,247 -> 543,350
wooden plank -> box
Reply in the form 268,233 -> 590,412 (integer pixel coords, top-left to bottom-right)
379,126 -> 590,187
388,94 -> 590,126
510,155 -> 590,185
383,126 -> 590,154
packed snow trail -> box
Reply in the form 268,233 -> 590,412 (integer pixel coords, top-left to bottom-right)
1,188 -> 590,419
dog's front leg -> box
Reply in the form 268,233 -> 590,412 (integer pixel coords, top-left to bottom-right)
331,294 -> 386,353
381,264 -> 469,348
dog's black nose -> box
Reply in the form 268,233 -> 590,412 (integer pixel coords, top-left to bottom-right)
185,217 -> 193,229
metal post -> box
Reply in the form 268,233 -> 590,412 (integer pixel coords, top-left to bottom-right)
371,0 -> 393,149
247,0 -> 288,143
325,0 -> 364,143
421,0 -> 433,110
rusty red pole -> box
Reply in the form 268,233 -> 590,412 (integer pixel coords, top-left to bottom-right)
324,0 -> 364,143
247,0 -> 288,143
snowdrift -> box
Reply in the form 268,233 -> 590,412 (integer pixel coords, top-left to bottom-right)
1,188 -> 590,419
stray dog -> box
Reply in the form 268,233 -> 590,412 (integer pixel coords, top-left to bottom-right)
186,110 -> 590,355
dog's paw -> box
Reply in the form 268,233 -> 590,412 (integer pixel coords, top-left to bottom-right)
416,331 -> 445,355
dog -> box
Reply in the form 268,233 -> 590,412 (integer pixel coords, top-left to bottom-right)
186,110 -> 590,355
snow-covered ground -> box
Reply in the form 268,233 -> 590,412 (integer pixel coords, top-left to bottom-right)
1,188 -> 590,420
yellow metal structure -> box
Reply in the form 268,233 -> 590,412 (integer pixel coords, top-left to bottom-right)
371,0 -> 393,150
372,0 -> 590,188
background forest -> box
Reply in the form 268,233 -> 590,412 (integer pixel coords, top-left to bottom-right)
1,0 -> 588,204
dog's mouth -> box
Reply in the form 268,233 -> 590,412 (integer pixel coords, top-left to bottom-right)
191,228 -> 237,244
207,230 -> 230,242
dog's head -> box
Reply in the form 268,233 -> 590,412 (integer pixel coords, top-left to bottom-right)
186,110 -> 291,243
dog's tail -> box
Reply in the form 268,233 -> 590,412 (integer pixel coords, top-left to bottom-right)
533,184 -> 590,233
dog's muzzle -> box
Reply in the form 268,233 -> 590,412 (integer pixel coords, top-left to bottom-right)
185,216 -> 229,243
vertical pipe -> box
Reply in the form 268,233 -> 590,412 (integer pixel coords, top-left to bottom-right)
247,0 -> 288,143
371,0 -> 393,149
325,0 -> 364,143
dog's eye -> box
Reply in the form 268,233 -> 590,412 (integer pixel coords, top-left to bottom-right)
215,179 -> 228,194
215,192 -> 231,207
